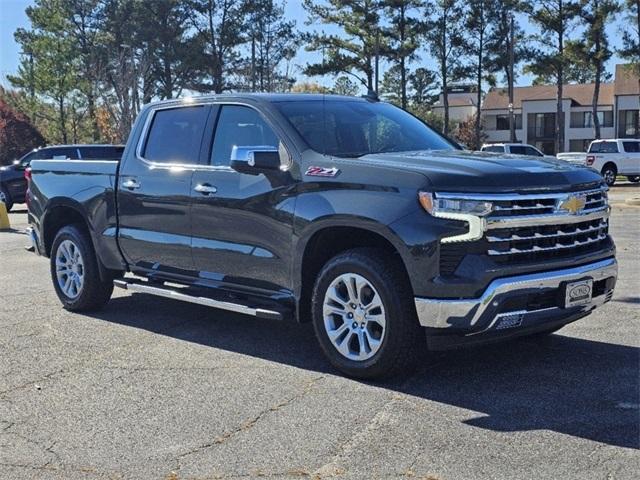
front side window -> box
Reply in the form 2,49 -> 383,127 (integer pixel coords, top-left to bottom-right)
143,106 -> 208,164
509,145 -> 526,155
525,146 -> 543,157
274,100 -> 456,158
210,105 -> 280,166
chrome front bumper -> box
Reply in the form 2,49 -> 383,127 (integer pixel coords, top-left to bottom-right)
415,258 -> 617,333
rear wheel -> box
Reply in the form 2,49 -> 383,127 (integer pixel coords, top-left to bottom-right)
311,248 -> 423,379
50,225 -> 113,311
626,175 -> 640,183
0,187 -> 13,212
601,164 -> 617,186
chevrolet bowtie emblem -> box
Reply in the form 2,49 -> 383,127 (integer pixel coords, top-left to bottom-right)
559,195 -> 587,214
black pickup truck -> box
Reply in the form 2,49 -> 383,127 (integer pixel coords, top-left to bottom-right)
26,94 -> 617,378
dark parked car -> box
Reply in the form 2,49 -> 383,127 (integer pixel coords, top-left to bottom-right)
0,144 -> 124,211
26,95 -> 617,379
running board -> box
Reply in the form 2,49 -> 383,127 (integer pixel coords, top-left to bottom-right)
113,279 -> 283,320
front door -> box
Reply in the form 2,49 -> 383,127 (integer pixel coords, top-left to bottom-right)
190,104 -> 296,294
117,104 -> 210,276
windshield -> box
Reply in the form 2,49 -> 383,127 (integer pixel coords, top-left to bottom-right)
274,100 -> 457,158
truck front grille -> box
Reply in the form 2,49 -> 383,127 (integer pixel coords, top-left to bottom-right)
487,218 -> 609,260
485,186 -> 610,263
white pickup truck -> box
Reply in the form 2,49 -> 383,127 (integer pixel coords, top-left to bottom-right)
557,139 -> 640,186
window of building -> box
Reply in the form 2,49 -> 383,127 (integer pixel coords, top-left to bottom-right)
495,114 -> 522,130
569,139 -> 593,152
143,106 -> 209,164
528,113 -> 556,139
569,111 -> 613,128
619,110 -> 639,138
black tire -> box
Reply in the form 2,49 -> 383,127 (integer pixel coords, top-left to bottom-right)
601,163 -> 617,186
50,224 -> 113,311
0,186 -> 13,212
311,248 -> 424,379
626,175 -> 640,183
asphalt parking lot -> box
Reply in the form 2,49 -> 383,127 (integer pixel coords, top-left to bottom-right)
1,184 -> 639,480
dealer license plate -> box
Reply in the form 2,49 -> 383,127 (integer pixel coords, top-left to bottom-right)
564,279 -> 593,308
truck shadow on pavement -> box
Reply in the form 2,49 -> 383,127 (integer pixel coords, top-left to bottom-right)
89,293 -> 639,450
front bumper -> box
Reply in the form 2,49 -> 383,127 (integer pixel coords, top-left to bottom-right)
415,258 -> 617,334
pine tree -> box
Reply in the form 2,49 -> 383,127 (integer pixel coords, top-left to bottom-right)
424,0 -> 468,135
527,0 -> 581,153
303,0 -> 385,92
465,0 -> 499,149
381,0 -> 424,109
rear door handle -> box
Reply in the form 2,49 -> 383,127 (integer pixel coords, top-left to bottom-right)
194,184 -> 217,195
122,178 -> 141,190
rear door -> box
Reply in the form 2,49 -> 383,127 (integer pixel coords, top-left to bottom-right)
189,103 -> 296,294
117,104 -> 210,276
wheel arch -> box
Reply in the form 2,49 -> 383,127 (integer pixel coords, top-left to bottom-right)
294,220 -> 412,323
41,199 -> 118,283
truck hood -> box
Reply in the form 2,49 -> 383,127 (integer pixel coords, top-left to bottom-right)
359,150 -> 604,193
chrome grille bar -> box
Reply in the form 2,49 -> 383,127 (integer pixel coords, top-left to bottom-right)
487,220 -> 608,243
488,233 -> 607,256
486,206 -> 609,230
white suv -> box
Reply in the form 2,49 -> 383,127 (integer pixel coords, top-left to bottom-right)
558,139 -> 640,186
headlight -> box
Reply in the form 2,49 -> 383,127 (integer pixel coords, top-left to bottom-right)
418,192 -> 493,217
418,192 -> 492,243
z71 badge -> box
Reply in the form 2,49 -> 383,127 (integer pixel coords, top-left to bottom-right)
305,166 -> 340,178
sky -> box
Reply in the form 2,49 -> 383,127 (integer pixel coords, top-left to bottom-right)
0,0 -> 630,93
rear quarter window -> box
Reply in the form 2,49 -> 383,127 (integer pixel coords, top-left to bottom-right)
591,141 -> 618,154
80,146 -> 125,160
142,106 -> 208,164
482,146 -> 504,153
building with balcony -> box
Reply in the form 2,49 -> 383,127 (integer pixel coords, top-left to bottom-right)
481,64 -> 639,154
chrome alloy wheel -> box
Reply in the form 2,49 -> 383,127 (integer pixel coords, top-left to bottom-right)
55,240 -> 84,298
322,273 -> 386,361
603,169 -> 616,185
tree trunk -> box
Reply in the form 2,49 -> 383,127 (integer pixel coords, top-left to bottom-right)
400,5 -> 407,109
475,22 -> 483,150
87,90 -> 99,141
58,96 -> 67,144
508,13 -> 516,143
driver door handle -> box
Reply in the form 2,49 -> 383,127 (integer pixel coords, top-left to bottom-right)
194,184 -> 217,195
122,178 -> 141,190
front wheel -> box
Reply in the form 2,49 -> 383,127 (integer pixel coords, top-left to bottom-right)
50,225 -> 113,311
626,175 -> 640,183
311,248 -> 423,379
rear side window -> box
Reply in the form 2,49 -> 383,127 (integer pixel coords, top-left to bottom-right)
590,141 -> 618,154
143,106 -> 208,164
622,141 -> 640,153
509,146 -> 526,155
80,146 -> 125,160
482,146 -> 504,153
210,105 -> 280,166
43,147 -> 80,160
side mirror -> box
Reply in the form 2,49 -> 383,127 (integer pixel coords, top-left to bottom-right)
12,160 -> 25,171
230,146 -> 281,174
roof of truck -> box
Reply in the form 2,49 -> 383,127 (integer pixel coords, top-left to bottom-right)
147,93 -> 374,109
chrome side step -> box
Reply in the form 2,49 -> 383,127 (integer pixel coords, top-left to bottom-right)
113,279 -> 283,320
